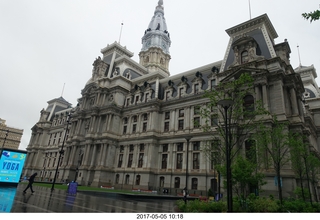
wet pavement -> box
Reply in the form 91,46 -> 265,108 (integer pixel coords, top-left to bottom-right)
0,184 -> 180,213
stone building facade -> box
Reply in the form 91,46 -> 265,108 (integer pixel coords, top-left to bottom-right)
0,118 -> 23,150
23,1 -> 320,199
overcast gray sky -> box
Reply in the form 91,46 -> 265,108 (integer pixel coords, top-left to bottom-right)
1,0 -> 319,150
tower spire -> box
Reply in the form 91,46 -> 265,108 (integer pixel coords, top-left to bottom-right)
139,0 -> 171,75
297,45 -> 302,67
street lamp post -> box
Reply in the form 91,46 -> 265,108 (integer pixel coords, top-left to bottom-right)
184,137 -> 192,204
1,130 -> 9,148
218,99 -> 234,212
51,113 -> 72,191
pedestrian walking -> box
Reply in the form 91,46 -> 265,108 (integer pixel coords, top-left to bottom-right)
23,172 -> 37,194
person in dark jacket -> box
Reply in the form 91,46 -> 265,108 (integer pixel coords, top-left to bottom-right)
23,173 -> 37,194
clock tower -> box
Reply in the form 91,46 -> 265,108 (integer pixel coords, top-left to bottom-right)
139,0 -> 171,76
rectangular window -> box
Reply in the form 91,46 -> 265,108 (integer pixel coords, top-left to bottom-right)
140,144 -> 144,152
143,122 -> 147,132
211,79 -> 216,90
179,109 -> 184,117
123,126 -> 127,134
194,106 -> 200,115
176,153 -> 183,169
118,154 -> 123,168
143,114 -> 148,121
120,145 -> 124,153
179,88 -> 183,97
162,144 -> 168,152
133,116 -> 137,122
211,114 -> 218,126
138,153 -> 144,168
127,154 -> 133,168
124,117 -> 128,124
135,96 -> 139,103
166,91 -> 170,100
48,134 -> 52,145
194,84 -> 199,93
145,93 -> 149,102
193,153 -> 200,169
165,111 -> 170,120
129,145 -> 134,152
132,124 -> 136,133
178,119 -> 184,130
177,143 -> 183,151
194,117 -> 200,128
161,154 -> 168,169
126,98 -> 130,106
193,141 -> 200,151
164,121 -> 169,132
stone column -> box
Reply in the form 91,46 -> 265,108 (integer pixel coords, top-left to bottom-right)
90,145 -> 97,166
83,145 -> 91,166
255,84 -> 262,101
290,87 -> 299,115
185,107 -> 190,130
262,84 -> 269,111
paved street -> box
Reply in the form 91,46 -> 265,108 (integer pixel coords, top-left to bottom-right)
0,184 -> 180,213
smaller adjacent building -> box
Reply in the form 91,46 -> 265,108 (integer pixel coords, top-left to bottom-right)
0,119 -> 23,150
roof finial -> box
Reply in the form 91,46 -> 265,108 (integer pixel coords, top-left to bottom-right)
118,22 -> 124,44
158,0 -> 163,6
297,45 -> 302,67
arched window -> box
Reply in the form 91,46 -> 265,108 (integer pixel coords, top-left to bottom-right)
243,95 -> 254,116
245,140 -> 257,164
191,178 -> 198,190
241,51 -> 248,63
160,176 -> 165,188
115,174 -> 119,184
174,177 -> 180,188
135,175 -> 140,185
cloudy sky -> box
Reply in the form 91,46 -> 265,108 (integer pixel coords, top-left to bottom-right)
1,0 -> 319,150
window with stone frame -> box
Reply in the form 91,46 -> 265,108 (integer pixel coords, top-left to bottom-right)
211,79 -> 216,90
118,154 -> 123,168
245,139 -> 257,164
176,153 -> 183,169
177,143 -> 183,151
241,51 -> 249,63
133,115 -> 138,122
123,125 -> 127,134
132,124 -> 137,133
162,144 -> 168,152
120,145 -> 124,153
145,93 -> 149,102
178,119 -> 184,130
140,144 -> 144,152
115,174 -> 119,184
191,178 -> 198,190
243,95 -> 254,118
179,87 -> 183,98
135,95 -> 139,103
48,134 -> 52,145
127,154 -> 133,168
166,91 -> 170,100
160,176 -> 165,188
194,106 -> 201,115
138,153 -> 144,168
161,154 -> 168,169
164,121 -> 169,132
193,117 -> 200,128
193,141 -> 200,151
143,113 -> 148,121
142,122 -> 147,132
124,117 -> 128,124
126,98 -> 130,106
194,83 -> 199,93
179,109 -> 184,117
129,145 -> 134,152
136,175 -> 141,185
125,175 -> 130,184
193,153 -> 200,169
165,111 -> 170,120
174,177 -> 180,188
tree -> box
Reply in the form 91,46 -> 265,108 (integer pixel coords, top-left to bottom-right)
302,10 -> 320,22
201,72 -> 268,210
254,115 -> 291,204
288,132 -> 308,201
307,153 -> 320,203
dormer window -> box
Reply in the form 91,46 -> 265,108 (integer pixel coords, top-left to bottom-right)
241,51 -> 249,63
194,84 -> 199,94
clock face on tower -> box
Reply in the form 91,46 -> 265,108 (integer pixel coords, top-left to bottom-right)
162,43 -> 166,50
146,40 -> 151,47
